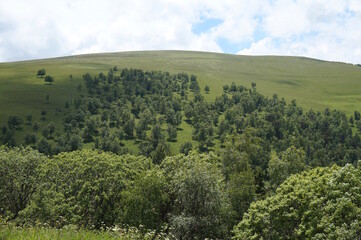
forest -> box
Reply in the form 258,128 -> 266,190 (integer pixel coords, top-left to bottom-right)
1,67 -> 361,239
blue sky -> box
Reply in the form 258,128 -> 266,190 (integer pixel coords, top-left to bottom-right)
0,0 -> 360,63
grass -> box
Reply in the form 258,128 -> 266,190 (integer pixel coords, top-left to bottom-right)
0,227 -> 120,240
0,224 -> 167,240
1,50 -> 361,151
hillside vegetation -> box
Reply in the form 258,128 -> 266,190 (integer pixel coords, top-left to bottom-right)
1,51 -> 361,238
1,51 -> 361,127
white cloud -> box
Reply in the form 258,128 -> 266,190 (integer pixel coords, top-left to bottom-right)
239,0 -> 361,63
0,0 -> 360,63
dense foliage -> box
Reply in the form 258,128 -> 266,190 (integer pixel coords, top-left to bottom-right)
3,68 -> 361,170
1,67 -> 361,238
234,163 -> 361,239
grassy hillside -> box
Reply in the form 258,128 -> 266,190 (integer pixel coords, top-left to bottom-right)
1,50 -> 361,126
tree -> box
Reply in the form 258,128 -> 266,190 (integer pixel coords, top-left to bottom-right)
1,125 -> 7,135
151,142 -> 169,164
162,153 -> 230,239
37,138 -> 52,155
42,122 -> 56,139
37,69 -> 46,78
234,164 -> 361,240
2,130 -> 15,147
40,109 -> 47,121
25,114 -> 32,125
32,122 -> 40,133
223,84 -> 229,92
219,136 -> 256,225
350,115 -> 354,125
24,132 -> 37,145
204,85 -> 210,93
122,168 -> 169,230
151,124 -> 164,148
7,116 -> 23,130
179,142 -> 193,155
0,146 -> 47,219
136,119 -> 147,140
268,146 -> 307,191
355,111 -> 361,121
22,150 -> 152,229
44,75 -> 54,85
82,126 -> 94,143
166,124 -> 177,142
123,117 -> 135,138
184,104 -> 194,121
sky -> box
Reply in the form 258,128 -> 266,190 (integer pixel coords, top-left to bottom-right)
0,0 -> 361,63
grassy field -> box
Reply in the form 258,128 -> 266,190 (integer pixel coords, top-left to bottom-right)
1,50 -> 361,151
0,225 -> 165,240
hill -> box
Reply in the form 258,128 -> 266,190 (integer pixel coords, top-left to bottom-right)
1,51 -> 361,128
1,51 -> 361,239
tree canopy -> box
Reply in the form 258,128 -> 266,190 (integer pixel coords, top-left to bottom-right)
36,69 -> 46,78
233,163 -> 361,239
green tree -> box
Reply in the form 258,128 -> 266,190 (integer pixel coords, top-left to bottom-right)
151,124 -> 164,148
150,142 -> 169,164
37,69 -> 46,78
25,114 -> 32,126
204,85 -> 210,93
219,136 -> 256,225
179,142 -> 193,155
40,109 -> 47,121
355,110 -> 361,121
122,168 -> 169,230
268,146 -> 307,190
42,122 -> 56,139
44,75 -> 54,85
22,150 -> 152,229
162,153 -> 230,239
37,138 -> 52,155
2,130 -> 15,146
82,126 -> 93,143
234,165 -> 361,239
32,122 -> 40,133
7,116 -> 23,130
166,124 -> 177,142
24,132 -> 37,145
223,84 -> 229,92
0,147 -> 47,220
135,119 -> 147,140
234,164 -> 361,239
123,117 -> 135,138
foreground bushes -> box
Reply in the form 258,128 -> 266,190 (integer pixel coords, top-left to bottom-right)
0,147 -> 47,220
21,150 -> 152,229
0,147 -> 233,238
2,146 -> 361,239
234,163 -> 361,239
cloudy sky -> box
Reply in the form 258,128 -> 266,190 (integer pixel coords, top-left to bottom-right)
0,0 -> 360,63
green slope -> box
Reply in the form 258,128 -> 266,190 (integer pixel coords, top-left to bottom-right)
1,50 -> 361,126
